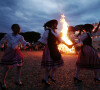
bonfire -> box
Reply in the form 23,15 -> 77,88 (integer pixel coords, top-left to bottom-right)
58,14 -> 75,54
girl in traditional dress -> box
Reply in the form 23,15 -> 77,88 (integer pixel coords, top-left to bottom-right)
70,22 -> 100,82
0,24 -> 30,89
33,19 -> 70,86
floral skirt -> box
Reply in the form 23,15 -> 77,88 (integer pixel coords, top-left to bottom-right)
0,47 -> 23,67
76,45 -> 100,69
41,45 -> 64,69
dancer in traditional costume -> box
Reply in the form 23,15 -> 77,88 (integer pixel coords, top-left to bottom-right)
70,22 -> 100,82
0,24 -> 30,89
33,19 -> 70,86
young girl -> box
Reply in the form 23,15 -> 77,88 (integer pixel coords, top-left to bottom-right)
70,22 -> 100,82
33,19 -> 70,86
0,24 -> 30,89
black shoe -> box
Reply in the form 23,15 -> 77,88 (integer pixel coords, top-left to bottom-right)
48,76 -> 56,82
15,82 -> 23,86
94,78 -> 100,82
74,77 -> 82,82
42,79 -> 50,86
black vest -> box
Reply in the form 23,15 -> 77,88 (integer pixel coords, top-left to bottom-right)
47,29 -> 61,61
83,33 -> 92,46
81,33 -> 92,55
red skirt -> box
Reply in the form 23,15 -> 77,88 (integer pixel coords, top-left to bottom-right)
0,47 -> 23,67
76,45 -> 100,69
41,45 -> 64,69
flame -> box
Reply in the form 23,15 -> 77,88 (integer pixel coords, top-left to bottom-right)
58,14 -> 75,54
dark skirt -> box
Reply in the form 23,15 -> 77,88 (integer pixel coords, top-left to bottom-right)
41,45 -> 64,69
0,47 -> 23,67
76,45 -> 100,69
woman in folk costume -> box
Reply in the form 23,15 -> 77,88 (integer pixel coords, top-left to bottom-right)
34,19 -> 70,86
70,22 -> 100,82
0,24 -> 30,89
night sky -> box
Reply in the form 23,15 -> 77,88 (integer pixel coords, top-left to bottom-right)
0,0 -> 100,34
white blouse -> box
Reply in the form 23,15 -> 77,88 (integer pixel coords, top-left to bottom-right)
0,33 -> 29,49
38,29 -> 63,44
75,32 -> 94,45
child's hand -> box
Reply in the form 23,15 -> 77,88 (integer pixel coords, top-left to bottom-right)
64,43 -> 73,48
68,45 -> 73,49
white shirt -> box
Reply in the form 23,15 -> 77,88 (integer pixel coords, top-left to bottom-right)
0,33 -> 29,49
38,29 -> 63,44
75,32 -> 94,45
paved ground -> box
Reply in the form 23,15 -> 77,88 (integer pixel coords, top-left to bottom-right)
0,51 -> 100,90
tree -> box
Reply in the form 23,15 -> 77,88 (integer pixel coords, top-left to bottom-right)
0,31 -> 41,43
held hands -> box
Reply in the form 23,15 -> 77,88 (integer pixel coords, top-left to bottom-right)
67,45 -> 73,49
64,43 -> 73,49
63,42 -> 73,49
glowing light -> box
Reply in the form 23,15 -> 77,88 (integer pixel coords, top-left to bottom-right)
58,14 -> 75,54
